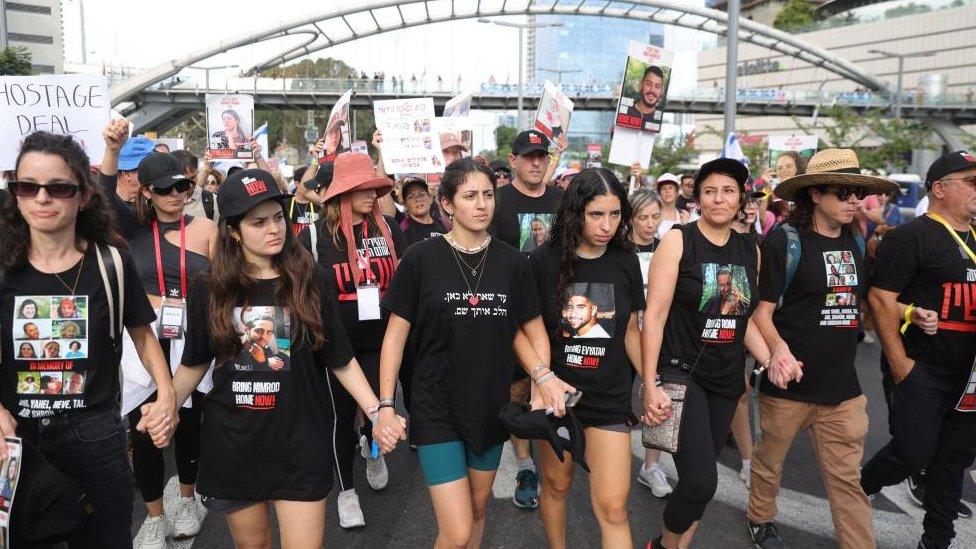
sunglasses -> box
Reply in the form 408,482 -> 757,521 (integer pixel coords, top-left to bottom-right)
827,186 -> 869,201
9,181 -> 80,199
150,180 -> 193,195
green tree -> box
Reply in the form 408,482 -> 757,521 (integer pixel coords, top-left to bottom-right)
494,125 -> 518,159
773,0 -> 817,32
649,133 -> 696,177
259,57 -> 359,79
0,46 -> 33,76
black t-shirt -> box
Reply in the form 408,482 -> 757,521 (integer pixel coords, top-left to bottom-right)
530,245 -> 644,426
660,223 -> 758,399
872,216 -> 976,383
381,236 -> 540,453
400,216 -> 448,249
490,183 -> 564,253
758,228 -> 866,405
300,216 -> 404,351
2,249 -> 155,419
181,268 -> 354,501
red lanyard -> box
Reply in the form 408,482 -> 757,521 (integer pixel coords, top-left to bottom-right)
359,221 -> 374,284
152,216 -> 187,299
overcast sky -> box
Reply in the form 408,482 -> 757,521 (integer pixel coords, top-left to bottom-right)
60,0 -> 711,91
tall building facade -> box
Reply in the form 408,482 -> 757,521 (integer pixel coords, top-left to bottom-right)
527,14 -> 665,144
1,0 -> 64,73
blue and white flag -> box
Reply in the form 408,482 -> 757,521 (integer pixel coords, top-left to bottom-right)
722,133 -> 749,168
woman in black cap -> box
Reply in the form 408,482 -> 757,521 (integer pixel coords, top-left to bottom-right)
99,121 -> 219,545
143,168 -> 404,548
642,158 -> 772,549
529,168 -> 643,547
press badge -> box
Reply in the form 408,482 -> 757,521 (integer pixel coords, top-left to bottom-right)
157,299 -> 186,339
357,284 -> 381,321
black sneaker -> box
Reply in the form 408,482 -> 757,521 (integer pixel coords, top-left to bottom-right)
957,500 -> 973,519
513,469 -> 539,509
907,475 -> 925,507
748,521 -> 785,549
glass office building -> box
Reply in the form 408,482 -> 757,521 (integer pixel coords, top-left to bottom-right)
528,14 -> 664,144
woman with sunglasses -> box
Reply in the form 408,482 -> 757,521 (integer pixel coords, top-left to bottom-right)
529,168 -> 644,548
141,168 -> 404,548
100,121 -> 219,547
0,131 -> 175,548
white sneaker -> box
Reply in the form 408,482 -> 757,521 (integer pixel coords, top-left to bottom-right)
361,434 -> 389,490
740,465 -> 752,488
134,515 -> 171,549
172,495 -> 202,538
337,489 -> 366,529
637,466 -> 673,497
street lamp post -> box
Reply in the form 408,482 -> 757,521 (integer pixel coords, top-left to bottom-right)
869,49 -> 935,119
479,18 -> 563,130
723,0 -> 741,141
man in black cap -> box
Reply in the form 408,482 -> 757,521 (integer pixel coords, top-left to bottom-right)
490,129 -> 564,510
861,150 -> 976,549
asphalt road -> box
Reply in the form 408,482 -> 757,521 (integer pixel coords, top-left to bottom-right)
131,342 -> 976,548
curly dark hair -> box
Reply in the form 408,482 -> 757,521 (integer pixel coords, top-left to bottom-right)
0,132 -> 124,270
550,168 -> 634,302
783,185 -> 858,237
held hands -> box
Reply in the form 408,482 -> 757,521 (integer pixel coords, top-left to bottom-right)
373,408 -> 407,454
103,119 -> 129,152
642,383 -> 672,426
0,406 -> 17,460
768,344 -> 804,389
911,306 -> 939,335
136,394 -> 178,449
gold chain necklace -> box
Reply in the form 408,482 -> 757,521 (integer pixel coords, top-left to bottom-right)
52,253 -> 86,295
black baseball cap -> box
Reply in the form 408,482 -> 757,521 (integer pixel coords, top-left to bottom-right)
401,177 -> 429,198
512,130 -> 551,156
217,168 -> 292,219
499,402 -> 590,472
694,157 -> 749,196
305,161 -> 334,192
926,150 -> 976,188
137,152 -> 192,190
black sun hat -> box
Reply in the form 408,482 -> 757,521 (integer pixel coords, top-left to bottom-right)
217,168 -> 292,219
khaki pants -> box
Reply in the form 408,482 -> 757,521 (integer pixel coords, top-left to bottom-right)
748,394 -> 875,549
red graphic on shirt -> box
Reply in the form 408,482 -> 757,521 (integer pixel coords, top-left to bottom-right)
938,282 -> 976,332
331,237 -> 396,301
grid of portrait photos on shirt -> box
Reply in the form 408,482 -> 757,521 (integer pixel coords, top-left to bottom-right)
823,251 -> 859,306
13,296 -> 89,396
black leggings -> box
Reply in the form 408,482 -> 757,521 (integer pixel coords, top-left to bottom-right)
663,379 -> 738,534
127,342 -> 203,502
327,350 -> 380,491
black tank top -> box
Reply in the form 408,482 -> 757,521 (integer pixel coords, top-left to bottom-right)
660,222 -> 758,399
131,215 -> 210,298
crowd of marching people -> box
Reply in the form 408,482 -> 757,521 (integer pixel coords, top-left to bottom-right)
2,116 -> 976,549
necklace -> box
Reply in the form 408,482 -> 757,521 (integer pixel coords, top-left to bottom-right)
444,231 -> 491,254
576,246 -> 607,260
449,245 -> 488,306
454,246 -> 488,275
52,253 -> 86,295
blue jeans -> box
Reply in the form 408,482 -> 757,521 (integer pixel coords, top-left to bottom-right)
21,407 -> 133,549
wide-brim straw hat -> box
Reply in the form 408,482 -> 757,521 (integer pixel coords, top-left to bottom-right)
773,148 -> 898,201
322,152 -> 392,203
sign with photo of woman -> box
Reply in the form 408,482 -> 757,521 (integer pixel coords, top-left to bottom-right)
614,40 -> 674,134
206,94 -> 254,160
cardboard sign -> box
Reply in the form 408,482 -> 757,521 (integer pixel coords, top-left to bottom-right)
206,94 -> 254,160
0,74 -> 111,170
374,98 -> 445,174
614,41 -> 675,134
534,80 -> 574,146
609,127 -> 654,169
321,90 -> 352,164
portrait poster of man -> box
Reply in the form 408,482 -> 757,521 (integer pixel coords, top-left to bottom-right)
559,283 -> 615,339
614,40 -> 674,134
320,90 -> 353,164
232,306 -> 292,372
518,213 -> 556,253
534,81 -> 574,143
698,263 -> 751,317
206,94 -> 254,160
768,134 -> 819,169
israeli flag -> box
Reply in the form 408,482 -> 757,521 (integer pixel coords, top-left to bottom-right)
254,123 -> 269,161
722,133 -> 749,168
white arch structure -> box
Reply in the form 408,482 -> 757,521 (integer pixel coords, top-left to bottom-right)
111,0 -> 890,106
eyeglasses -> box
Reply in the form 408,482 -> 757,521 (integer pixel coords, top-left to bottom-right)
938,176 -> 976,189
8,181 -> 80,199
150,180 -> 193,195
827,186 -> 869,201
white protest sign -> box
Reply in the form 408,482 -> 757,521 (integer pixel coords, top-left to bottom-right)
768,134 -> 819,169
609,127 -> 654,169
374,98 -> 445,174
0,74 -> 111,170
534,80 -> 574,145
